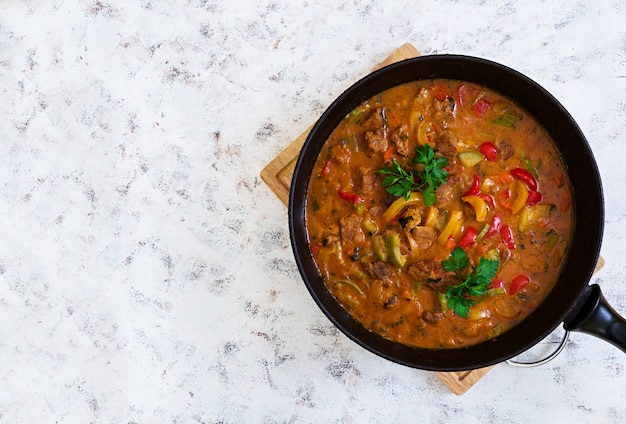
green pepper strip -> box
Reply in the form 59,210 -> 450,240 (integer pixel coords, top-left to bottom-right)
386,233 -> 406,268
345,104 -> 369,126
437,291 -> 449,311
371,235 -> 388,262
520,151 -> 539,178
504,111 -> 523,122
487,324 -> 504,339
333,280 -> 365,296
475,223 -> 491,241
491,116 -> 516,129
362,218 -> 378,236
547,232 -> 558,249
476,287 -> 505,304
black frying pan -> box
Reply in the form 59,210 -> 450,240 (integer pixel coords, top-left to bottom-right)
289,55 -> 626,371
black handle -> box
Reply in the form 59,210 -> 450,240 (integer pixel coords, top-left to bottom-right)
564,284 -> 626,353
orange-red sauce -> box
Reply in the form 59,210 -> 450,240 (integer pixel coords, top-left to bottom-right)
306,79 -> 573,349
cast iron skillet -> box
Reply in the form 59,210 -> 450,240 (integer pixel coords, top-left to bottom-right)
289,55 -> 626,371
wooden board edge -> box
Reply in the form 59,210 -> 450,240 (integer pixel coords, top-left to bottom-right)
595,255 -> 605,273
260,43 -> 421,206
374,43 -> 421,70
435,366 -> 496,396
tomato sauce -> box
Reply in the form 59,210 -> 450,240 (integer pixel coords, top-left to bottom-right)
305,79 -> 573,349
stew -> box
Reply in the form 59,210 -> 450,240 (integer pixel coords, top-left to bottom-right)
305,79 -> 573,349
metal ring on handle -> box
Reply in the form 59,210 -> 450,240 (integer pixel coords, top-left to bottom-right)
505,331 -> 570,368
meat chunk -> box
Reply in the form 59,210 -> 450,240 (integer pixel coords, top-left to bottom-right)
399,206 -> 422,231
408,226 -> 436,250
407,259 -> 456,290
434,131 -> 458,160
330,143 -> 351,164
364,261 -> 390,280
363,107 -> 385,129
321,224 -> 339,246
356,167 -> 377,195
435,172 -> 462,206
339,214 -> 365,244
384,294 -> 398,309
365,128 -> 388,153
432,97 -> 455,127
497,139 -> 515,161
391,124 -> 410,156
368,205 -> 385,218
411,90 -> 430,116
422,310 -> 445,324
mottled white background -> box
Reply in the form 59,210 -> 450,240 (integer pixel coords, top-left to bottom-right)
0,0 -> 625,422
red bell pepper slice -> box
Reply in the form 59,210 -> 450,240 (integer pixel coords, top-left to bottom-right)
338,190 -> 364,205
500,224 -> 516,249
485,214 -> 501,238
471,98 -> 491,117
456,84 -> 477,108
510,168 -> 538,191
322,160 -> 331,177
526,191 -> 543,205
432,84 -> 448,101
464,173 -> 481,196
510,274 -> 530,294
489,278 -> 504,290
458,226 -> 478,249
478,193 -> 495,208
457,84 -> 467,107
479,141 -> 498,161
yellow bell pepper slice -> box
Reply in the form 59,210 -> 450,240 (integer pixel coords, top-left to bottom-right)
409,104 -> 422,133
424,206 -> 439,228
462,195 -> 488,222
510,179 -> 529,214
467,306 -> 492,321
436,210 -> 464,245
480,177 -> 494,193
417,120 -> 431,146
382,192 -> 424,222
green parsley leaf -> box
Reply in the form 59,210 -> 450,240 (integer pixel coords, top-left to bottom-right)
421,187 -> 437,207
442,247 -> 470,272
475,257 -> 500,282
449,296 -> 472,318
413,145 -> 449,205
443,249 -> 500,318
378,159 -> 420,200
377,145 -> 449,205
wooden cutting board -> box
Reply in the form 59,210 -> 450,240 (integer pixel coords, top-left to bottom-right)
260,43 -> 605,395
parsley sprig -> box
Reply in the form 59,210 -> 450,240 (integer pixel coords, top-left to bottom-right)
377,158 -> 419,199
442,247 -> 500,318
378,144 -> 448,206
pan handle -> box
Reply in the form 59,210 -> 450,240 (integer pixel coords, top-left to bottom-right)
563,284 -> 626,353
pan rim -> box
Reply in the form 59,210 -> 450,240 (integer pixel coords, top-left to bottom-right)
289,54 -> 604,371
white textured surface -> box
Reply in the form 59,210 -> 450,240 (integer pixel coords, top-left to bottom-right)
1,0 -> 625,422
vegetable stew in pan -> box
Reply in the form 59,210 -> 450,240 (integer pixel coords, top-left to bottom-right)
305,79 -> 573,349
